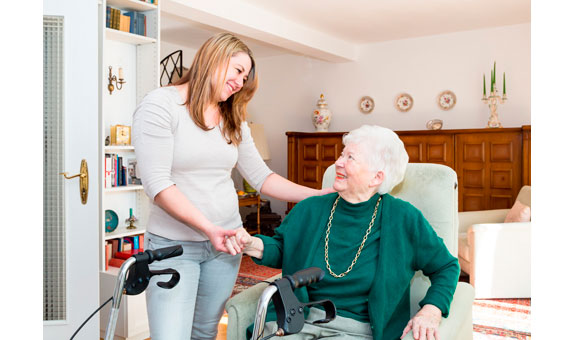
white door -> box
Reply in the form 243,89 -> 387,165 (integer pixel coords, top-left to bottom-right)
43,0 -> 100,339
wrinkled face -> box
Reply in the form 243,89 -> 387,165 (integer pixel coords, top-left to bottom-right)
333,143 -> 378,199
214,52 -> 252,102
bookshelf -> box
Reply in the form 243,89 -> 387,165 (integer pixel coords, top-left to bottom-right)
98,0 -> 160,339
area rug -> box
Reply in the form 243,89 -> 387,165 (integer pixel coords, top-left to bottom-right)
472,298 -> 531,339
232,256 -> 281,296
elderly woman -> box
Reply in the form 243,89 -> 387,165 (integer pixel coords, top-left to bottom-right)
233,125 -> 460,340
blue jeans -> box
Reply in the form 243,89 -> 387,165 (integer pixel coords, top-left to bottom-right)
145,232 -> 241,340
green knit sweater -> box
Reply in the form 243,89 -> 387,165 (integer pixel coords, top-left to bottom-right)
251,192 -> 459,340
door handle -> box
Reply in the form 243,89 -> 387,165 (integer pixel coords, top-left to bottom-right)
60,159 -> 89,204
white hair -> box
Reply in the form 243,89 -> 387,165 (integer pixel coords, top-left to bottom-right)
342,125 -> 409,194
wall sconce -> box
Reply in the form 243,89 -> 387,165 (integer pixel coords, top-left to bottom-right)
108,66 -> 126,95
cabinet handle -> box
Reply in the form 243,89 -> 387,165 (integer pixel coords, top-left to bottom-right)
60,159 -> 89,204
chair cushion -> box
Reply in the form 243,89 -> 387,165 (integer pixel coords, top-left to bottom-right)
458,233 -> 470,261
504,200 -> 531,223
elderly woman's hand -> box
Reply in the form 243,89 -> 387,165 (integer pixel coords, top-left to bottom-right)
400,304 -> 442,340
230,227 -> 265,259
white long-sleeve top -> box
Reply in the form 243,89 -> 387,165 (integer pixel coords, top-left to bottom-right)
132,86 -> 273,241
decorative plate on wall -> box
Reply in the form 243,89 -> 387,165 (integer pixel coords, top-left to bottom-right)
359,96 -> 375,113
395,93 -> 413,112
437,90 -> 456,110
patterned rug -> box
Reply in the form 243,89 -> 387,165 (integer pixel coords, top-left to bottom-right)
232,256 -> 281,296
472,298 -> 531,339
232,257 -> 531,340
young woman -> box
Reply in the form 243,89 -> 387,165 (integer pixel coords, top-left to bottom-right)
132,32 -> 332,339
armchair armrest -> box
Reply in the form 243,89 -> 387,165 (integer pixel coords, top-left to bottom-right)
458,209 -> 509,234
469,222 -> 531,298
402,282 -> 475,340
225,274 -> 281,340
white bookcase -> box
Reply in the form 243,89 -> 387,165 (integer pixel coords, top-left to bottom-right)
98,0 -> 160,338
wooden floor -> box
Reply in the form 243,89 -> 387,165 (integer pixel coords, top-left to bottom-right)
216,313 -> 227,339
136,314 -> 227,340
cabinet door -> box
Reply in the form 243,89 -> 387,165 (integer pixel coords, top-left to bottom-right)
456,132 -> 522,211
399,134 -> 454,169
297,137 -> 343,189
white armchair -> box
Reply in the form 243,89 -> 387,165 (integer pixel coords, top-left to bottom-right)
458,186 -> 531,298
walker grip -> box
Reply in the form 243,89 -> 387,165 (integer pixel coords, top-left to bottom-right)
145,245 -> 183,263
286,267 -> 324,289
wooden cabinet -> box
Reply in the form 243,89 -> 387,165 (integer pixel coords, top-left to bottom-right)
455,131 -> 522,211
287,126 -> 530,212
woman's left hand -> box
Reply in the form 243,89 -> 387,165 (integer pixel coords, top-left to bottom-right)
400,304 -> 442,340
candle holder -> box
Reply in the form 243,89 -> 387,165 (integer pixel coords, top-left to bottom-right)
108,66 -> 126,95
482,85 -> 506,128
482,62 -> 507,128
125,211 -> 138,230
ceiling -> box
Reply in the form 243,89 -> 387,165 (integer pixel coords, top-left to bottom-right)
161,0 -> 530,61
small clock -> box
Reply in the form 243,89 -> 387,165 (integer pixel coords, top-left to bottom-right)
105,209 -> 119,233
437,90 -> 456,110
395,93 -> 413,112
359,96 -> 374,113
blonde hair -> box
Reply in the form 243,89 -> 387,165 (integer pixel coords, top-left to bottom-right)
343,125 -> 409,194
174,32 -> 258,145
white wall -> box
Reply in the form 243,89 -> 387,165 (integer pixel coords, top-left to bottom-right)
160,23 -> 531,217
247,23 -> 530,216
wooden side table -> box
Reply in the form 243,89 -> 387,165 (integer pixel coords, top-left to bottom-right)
238,193 -> 260,234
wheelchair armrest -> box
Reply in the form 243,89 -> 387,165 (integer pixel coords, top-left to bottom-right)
402,282 -> 475,340
225,274 -> 282,340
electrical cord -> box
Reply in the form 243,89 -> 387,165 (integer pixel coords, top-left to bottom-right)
69,296 -> 113,340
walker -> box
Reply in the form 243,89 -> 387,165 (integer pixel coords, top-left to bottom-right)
69,245 -> 183,340
250,267 -> 336,340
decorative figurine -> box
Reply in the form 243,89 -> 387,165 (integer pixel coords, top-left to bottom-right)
312,94 -> 332,132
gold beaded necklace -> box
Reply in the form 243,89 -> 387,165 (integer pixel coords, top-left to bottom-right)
324,195 -> 382,278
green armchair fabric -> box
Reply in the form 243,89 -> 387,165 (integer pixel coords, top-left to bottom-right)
225,163 -> 475,340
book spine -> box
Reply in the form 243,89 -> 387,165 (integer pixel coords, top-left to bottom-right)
106,6 -> 111,28
115,9 -> 121,30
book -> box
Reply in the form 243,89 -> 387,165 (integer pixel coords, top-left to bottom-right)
109,258 -> 126,268
115,248 -> 141,260
139,234 -> 144,249
120,14 -> 131,33
110,239 -> 119,258
105,242 -> 113,271
132,235 -> 139,250
105,154 -> 112,188
106,6 -> 111,28
137,12 -> 146,36
124,12 -> 136,34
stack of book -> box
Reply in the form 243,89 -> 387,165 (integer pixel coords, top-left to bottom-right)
105,234 -> 145,270
105,154 -> 132,188
106,6 -> 147,36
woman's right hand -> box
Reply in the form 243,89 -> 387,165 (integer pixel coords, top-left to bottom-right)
205,225 -> 243,255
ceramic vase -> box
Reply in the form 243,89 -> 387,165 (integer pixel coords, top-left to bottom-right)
312,94 -> 332,132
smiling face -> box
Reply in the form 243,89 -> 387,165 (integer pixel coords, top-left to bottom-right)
213,52 -> 252,102
333,143 -> 384,203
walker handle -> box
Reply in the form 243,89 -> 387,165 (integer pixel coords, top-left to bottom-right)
286,267 -> 325,289
144,245 -> 183,264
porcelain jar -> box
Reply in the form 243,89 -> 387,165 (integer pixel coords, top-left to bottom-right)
312,94 -> 332,132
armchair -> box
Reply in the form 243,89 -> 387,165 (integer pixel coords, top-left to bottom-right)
458,186 -> 531,299
225,163 -> 475,340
